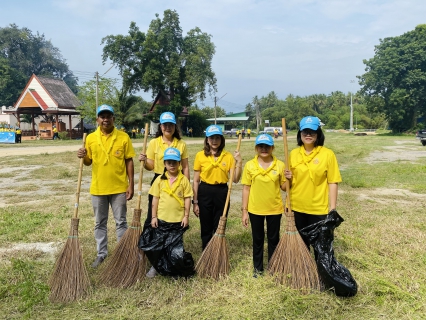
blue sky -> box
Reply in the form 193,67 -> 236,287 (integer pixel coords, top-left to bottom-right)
3,0 -> 426,113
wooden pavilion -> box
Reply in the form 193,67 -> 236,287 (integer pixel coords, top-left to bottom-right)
3,74 -> 82,139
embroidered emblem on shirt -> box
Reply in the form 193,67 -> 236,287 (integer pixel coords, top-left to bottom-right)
313,158 -> 319,164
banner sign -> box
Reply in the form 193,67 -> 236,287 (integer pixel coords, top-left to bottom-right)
0,132 -> 16,144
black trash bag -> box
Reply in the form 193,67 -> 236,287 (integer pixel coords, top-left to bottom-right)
138,219 -> 195,278
300,210 -> 357,297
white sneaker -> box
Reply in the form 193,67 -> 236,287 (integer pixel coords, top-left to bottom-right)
146,266 -> 158,278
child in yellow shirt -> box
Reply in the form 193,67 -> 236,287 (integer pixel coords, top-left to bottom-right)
138,147 -> 195,278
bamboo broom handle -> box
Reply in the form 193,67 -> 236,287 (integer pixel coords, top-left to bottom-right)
282,118 -> 292,214
74,133 -> 87,219
136,123 -> 149,210
221,134 -> 243,217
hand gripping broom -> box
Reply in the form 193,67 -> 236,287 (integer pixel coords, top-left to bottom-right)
268,118 -> 320,291
49,133 -> 91,303
195,134 -> 242,279
99,123 -> 149,288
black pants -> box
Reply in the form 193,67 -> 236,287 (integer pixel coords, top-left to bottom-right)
198,182 -> 229,249
249,213 -> 282,272
143,173 -> 161,231
293,211 -> 327,259
16,134 -> 21,143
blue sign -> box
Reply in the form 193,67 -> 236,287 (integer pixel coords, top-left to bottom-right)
0,132 -> 16,144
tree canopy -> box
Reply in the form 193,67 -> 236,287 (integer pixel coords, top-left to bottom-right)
359,24 -> 426,132
77,77 -> 150,128
0,24 -> 78,106
101,9 -> 217,118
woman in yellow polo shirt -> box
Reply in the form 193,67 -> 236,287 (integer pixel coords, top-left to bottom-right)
288,116 -> 342,256
139,111 -> 190,224
193,125 -> 243,249
241,134 -> 291,277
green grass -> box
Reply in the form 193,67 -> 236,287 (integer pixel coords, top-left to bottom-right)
0,132 -> 425,319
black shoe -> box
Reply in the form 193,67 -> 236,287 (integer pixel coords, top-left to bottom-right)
92,256 -> 104,268
253,269 -> 263,278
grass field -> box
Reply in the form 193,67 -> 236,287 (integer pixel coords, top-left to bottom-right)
0,132 -> 425,319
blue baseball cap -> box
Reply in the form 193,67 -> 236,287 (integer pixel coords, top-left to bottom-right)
97,104 -> 114,116
299,116 -> 320,131
163,147 -> 181,161
255,134 -> 274,146
160,112 -> 176,124
205,125 -> 223,137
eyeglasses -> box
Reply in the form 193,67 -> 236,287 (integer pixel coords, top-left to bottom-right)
301,130 -> 317,136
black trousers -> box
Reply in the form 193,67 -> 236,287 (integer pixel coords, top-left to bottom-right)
198,182 -> 229,249
248,213 -> 282,272
293,210 -> 327,258
143,173 -> 161,231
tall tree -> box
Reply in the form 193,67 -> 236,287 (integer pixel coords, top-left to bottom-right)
359,24 -> 426,132
102,9 -> 217,118
0,24 -> 78,106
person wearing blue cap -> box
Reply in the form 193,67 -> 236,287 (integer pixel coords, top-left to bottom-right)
77,104 -> 135,268
138,111 -> 190,276
288,116 -> 342,256
192,124 -> 243,249
138,147 -> 194,278
241,134 -> 292,277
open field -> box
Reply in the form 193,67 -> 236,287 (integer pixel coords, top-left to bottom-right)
0,132 -> 425,319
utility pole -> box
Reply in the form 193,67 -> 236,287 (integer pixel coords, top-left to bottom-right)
214,93 -> 227,125
95,71 -> 99,110
214,96 -> 217,125
350,93 -> 354,132
350,80 -> 355,132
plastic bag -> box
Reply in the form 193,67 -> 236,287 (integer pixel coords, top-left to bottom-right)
300,210 -> 357,297
138,220 -> 195,278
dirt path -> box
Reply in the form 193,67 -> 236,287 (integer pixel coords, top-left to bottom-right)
0,138 -> 256,157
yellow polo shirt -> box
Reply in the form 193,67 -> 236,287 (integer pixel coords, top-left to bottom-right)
146,136 -> 189,174
194,150 -> 235,184
149,173 -> 193,223
86,127 -> 135,195
289,146 -> 342,215
241,156 -> 285,215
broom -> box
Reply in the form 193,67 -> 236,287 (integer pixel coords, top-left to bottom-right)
195,134 -> 242,279
49,133 -> 91,303
268,118 -> 320,291
99,123 -> 149,288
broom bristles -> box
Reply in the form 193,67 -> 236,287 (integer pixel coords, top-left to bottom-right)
195,216 -> 229,279
98,209 -> 146,288
268,213 -> 320,292
49,218 -> 91,303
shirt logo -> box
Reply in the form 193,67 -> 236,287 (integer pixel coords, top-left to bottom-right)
313,158 -> 319,164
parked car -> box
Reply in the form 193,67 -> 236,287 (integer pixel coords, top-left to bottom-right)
416,129 -> 426,146
259,127 -> 283,136
223,128 -> 240,136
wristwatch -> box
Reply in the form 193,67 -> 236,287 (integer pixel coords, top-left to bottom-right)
192,200 -> 198,204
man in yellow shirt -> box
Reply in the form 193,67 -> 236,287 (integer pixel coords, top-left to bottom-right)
52,126 -> 59,140
247,128 -> 251,139
77,104 -> 135,268
15,127 -> 22,143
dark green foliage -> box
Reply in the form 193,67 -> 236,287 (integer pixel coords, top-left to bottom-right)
102,10 -> 217,117
359,24 -> 426,132
0,24 -> 78,106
